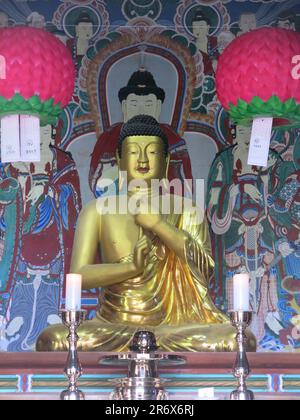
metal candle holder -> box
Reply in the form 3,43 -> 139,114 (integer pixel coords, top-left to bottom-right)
229,311 -> 254,401
101,331 -> 186,400
60,309 -> 86,401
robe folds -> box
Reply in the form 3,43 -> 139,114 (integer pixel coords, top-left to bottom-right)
36,209 -> 256,352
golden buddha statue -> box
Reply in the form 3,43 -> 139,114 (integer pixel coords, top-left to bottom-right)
37,115 -> 256,352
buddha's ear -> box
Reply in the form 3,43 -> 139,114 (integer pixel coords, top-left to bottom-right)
121,100 -> 128,122
155,100 -> 162,121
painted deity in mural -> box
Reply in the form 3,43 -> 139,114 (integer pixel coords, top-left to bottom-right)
67,12 -> 94,67
26,12 -> 46,29
206,125 -> 283,348
276,12 -> 296,31
191,10 -> 218,76
267,132 -> 300,349
0,125 -> 81,351
90,68 -> 193,197
190,10 -> 218,114
237,12 -> 257,36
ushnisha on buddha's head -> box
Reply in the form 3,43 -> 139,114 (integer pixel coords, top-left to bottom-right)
117,114 -> 170,186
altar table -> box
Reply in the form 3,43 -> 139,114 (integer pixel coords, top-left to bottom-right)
0,352 -> 299,399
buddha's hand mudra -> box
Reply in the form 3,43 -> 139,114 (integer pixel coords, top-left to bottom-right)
134,200 -> 163,232
132,235 -> 152,276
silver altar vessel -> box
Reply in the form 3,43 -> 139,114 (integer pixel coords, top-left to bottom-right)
100,330 -> 186,400
60,309 -> 86,401
229,311 -> 255,401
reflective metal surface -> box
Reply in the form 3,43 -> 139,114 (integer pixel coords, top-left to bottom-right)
60,310 -> 86,401
100,331 -> 186,400
229,311 -> 255,401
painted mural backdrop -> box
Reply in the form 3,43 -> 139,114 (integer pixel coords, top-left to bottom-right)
0,0 -> 299,352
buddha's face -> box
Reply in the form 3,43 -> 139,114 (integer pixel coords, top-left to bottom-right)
118,135 -> 169,186
192,20 -> 210,39
122,94 -> 161,123
76,22 -> 93,40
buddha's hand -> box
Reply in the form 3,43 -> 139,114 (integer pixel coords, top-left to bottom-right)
134,200 -> 163,232
135,212 -> 163,231
132,235 -> 152,276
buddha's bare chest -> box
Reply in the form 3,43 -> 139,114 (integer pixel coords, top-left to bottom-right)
100,214 -> 141,262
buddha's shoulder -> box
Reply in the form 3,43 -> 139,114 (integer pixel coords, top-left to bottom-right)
80,199 -> 99,218
167,194 -> 205,222
166,194 -> 198,209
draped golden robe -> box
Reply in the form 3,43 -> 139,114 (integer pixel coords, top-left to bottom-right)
36,209 -> 256,352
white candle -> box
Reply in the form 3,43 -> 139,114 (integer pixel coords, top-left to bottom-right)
65,274 -> 82,311
233,273 -> 250,311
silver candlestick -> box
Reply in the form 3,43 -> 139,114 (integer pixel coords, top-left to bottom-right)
229,311 -> 254,401
60,309 -> 86,401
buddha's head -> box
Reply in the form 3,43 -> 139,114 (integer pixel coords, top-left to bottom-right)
238,12 -> 257,33
119,68 -> 165,123
75,12 -> 94,41
277,12 -> 296,31
27,12 -> 46,29
117,115 -> 169,187
191,10 -> 210,39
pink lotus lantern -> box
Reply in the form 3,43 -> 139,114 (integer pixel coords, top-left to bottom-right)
0,27 -> 75,162
216,27 -> 300,128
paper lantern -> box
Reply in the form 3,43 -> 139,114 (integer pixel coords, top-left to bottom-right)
0,27 -> 75,125
216,28 -> 300,128
0,27 -> 75,162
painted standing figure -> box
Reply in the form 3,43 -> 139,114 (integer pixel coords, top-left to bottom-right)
268,132 -> 300,349
0,125 -> 81,351
207,125 -> 282,348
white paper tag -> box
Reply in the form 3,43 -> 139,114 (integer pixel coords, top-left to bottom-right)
0,115 -> 21,163
20,115 -> 40,162
247,117 -> 273,168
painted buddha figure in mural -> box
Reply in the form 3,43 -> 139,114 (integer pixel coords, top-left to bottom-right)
26,12 -> 46,29
237,12 -> 257,37
74,12 -> 94,57
190,10 -> 218,114
37,115 -> 256,352
276,12 -> 296,31
67,11 -> 94,69
89,67 -> 193,198
191,10 -> 218,76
